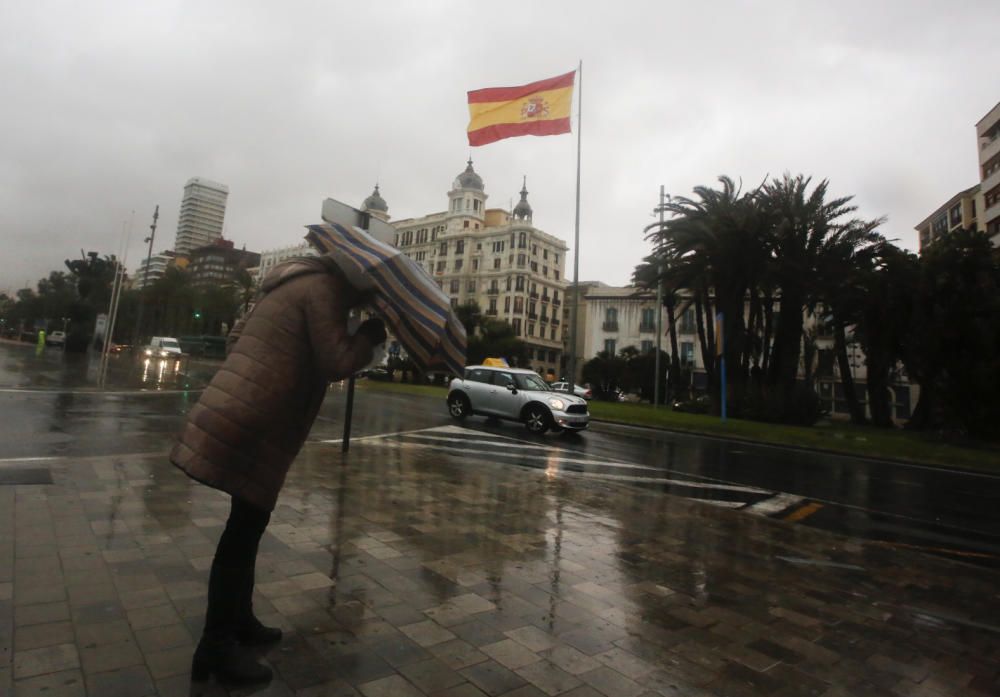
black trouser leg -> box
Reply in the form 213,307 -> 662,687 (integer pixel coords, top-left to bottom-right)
204,497 -> 270,638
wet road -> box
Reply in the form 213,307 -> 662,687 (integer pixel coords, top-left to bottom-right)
2,341 -> 999,566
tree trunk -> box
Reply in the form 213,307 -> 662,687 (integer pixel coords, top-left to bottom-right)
761,293 -> 774,374
666,295 -> 681,401
833,321 -> 866,424
694,292 -> 714,386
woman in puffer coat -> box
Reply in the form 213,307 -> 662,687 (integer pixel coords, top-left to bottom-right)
171,255 -> 385,685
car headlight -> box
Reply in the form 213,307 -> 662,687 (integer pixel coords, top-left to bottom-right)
548,398 -> 566,411
144,348 -> 152,355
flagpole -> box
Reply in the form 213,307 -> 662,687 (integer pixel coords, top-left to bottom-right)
568,60 -> 583,391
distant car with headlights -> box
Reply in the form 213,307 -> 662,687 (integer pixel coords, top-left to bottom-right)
550,381 -> 593,401
144,336 -> 182,358
447,366 -> 589,434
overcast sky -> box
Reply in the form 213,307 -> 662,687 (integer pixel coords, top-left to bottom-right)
2,0 -> 998,294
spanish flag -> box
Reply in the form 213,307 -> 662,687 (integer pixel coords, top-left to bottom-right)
467,71 -> 575,147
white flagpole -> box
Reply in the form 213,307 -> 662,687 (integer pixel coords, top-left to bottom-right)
568,60 -> 583,390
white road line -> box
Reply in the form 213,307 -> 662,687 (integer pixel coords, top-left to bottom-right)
316,425 -> 453,445
743,493 -> 804,516
699,500 -> 747,508
358,439 -> 772,494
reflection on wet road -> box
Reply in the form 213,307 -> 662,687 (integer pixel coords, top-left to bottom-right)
2,341 -> 998,566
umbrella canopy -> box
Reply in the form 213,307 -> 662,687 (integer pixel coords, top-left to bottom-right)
305,222 -> 467,377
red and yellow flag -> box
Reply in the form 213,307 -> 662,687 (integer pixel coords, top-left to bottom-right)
467,71 -> 575,147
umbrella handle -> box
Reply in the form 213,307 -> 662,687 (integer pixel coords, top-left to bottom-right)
342,376 -> 356,453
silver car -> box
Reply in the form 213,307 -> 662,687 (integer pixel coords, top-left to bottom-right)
447,366 -> 590,434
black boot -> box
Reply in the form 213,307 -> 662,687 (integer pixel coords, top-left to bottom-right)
191,635 -> 273,685
194,561 -> 273,684
234,563 -> 283,646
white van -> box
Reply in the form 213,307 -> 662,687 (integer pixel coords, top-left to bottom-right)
145,337 -> 182,358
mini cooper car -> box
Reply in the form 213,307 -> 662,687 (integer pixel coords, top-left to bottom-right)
447,365 -> 590,434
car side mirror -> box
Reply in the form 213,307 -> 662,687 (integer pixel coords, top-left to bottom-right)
506,384 -> 517,393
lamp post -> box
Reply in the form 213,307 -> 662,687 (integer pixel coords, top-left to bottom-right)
133,205 -> 158,347
653,186 -> 666,408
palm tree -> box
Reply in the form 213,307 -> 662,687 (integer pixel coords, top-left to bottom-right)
761,174 -> 883,419
645,176 -> 771,408
632,256 -> 682,400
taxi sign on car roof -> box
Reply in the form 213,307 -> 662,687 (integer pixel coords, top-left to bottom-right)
481,357 -> 510,368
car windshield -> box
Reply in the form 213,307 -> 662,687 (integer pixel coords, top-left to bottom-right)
162,340 -> 180,348
515,374 -> 549,391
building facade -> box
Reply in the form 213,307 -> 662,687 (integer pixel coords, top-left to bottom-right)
914,184 -> 982,251
186,240 -> 260,288
174,178 -> 229,256
388,161 -> 569,377
565,283 -> 704,383
252,242 -> 318,283
977,101 -> 1000,245
132,250 -> 180,289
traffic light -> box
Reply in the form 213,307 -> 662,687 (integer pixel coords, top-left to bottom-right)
193,310 -> 202,320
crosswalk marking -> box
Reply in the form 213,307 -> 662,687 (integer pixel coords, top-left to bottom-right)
340,425 -> 817,518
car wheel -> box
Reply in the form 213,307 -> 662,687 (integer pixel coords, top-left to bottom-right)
523,404 -> 551,434
448,393 -> 470,421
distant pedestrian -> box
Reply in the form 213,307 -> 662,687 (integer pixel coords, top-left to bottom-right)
170,255 -> 385,685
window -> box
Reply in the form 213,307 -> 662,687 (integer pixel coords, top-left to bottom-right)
515,276 -> 525,291
514,297 -> 524,312
532,245 -> 538,255
518,232 -> 527,249
528,301 -> 536,317
417,229 -> 428,244
543,249 -> 548,260
454,259 -> 463,271
466,368 -> 491,383
553,290 -> 560,304
512,319 -> 522,336
548,351 -> 556,363
467,281 -> 476,292
530,261 -> 537,272
440,242 -> 448,255
640,308 -> 656,332
603,308 -> 618,332
489,280 -> 499,293
504,297 -> 511,312
681,341 -> 695,365
550,327 -> 556,340
543,266 -> 548,277
604,339 -> 616,355
488,298 -> 497,313
505,276 -> 512,291
472,259 -> 479,271
493,258 -> 501,269
679,308 -> 696,334
641,340 -> 654,353
492,241 -> 505,253
463,220 -> 469,228
450,297 -> 458,308
554,270 -> 560,280
450,280 -> 459,293
456,240 -> 464,254
527,323 -> 535,337
474,200 -> 481,212
517,254 -> 526,268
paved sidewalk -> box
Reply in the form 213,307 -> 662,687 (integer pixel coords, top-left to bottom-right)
1,439 -> 998,697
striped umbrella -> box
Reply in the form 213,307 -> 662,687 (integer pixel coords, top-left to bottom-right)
305,222 -> 467,378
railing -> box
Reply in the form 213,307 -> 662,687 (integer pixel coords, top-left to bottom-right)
485,309 -> 498,316
487,287 -> 500,295
639,323 -> 656,333
552,318 -> 560,326
552,299 -> 561,306
540,316 -> 549,323
529,292 -> 539,299
528,312 -> 538,320
602,321 -> 619,332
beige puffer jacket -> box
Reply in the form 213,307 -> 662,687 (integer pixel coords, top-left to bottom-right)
170,257 -> 375,510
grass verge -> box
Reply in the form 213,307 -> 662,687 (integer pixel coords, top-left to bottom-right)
356,379 -> 1000,472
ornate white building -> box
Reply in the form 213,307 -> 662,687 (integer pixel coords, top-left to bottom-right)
385,161 -> 569,376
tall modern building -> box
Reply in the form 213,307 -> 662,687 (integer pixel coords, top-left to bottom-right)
174,177 -> 229,256
387,161 -> 569,377
976,101 -> 1000,245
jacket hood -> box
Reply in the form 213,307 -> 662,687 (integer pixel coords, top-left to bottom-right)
260,255 -> 340,293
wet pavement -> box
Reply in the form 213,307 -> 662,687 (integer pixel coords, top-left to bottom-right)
1,342 -> 999,696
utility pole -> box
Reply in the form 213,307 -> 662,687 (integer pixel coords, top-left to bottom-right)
653,185 -> 665,409
133,205 -> 159,347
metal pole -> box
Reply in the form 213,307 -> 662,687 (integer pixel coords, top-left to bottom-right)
568,60 -> 583,391
653,185 -> 664,408
134,205 -> 158,347
342,374 -> 356,453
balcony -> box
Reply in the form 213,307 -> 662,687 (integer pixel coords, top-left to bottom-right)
528,312 -> 538,320
552,318 -> 560,326
602,321 -> 619,332
552,299 -> 561,306
529,292 -> 539,299
485,309 -> 498,316
486,287 -> 500,295
639,322 -> 656,333
541,295 -> 550,303
540,316 -> 549,324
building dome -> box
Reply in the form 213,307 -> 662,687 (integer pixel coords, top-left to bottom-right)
362,184 -> 388,213
513,177 -> 533,221
453,158 -> 484,191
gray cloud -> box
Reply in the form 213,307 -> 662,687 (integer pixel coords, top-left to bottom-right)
2,0 -> 998,293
